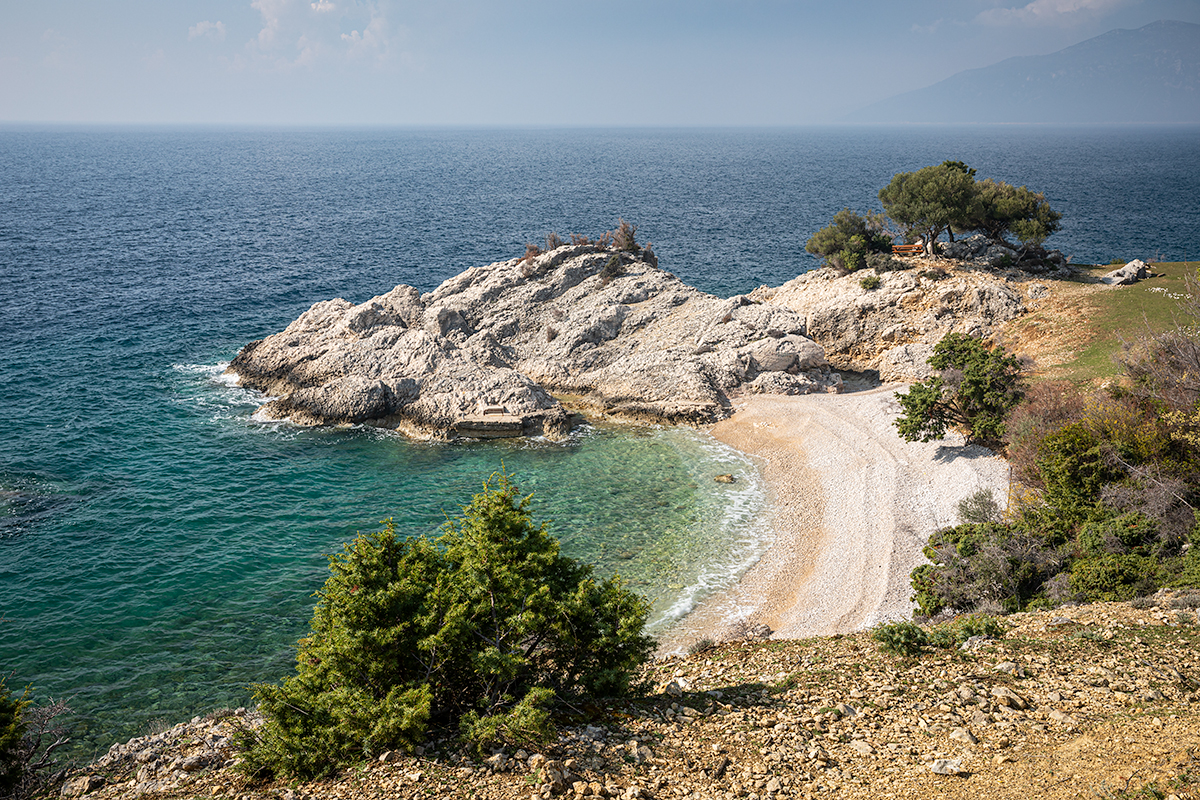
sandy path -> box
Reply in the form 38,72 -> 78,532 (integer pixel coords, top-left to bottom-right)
660,386 -> 1011,650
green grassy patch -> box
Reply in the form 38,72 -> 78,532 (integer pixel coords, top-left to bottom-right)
1056,260 -> 1197,383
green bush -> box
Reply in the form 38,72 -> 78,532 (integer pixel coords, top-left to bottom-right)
805,208 -> 892,270
0,678 -> 29,795
1069,553 -> 1160,602
928,614 -> 1005,648
840,247 -> 865,272
911,521 -> 1067,616
238,474 -> 654,780
599,255 -> 625,286
1036,424 -> 1117,520
871,622 -> 928,656
859,273 -> 881,290
894,333 -> 1025,447
1077,512 -> 1158,557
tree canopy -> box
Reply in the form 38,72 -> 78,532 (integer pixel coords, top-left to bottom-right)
867,162 -> 1061,257
877,164 -> 979,255
894,333 -> 1025,447
238,474 -> 655,780
804,208 -> 892,271
960,178 -> 1062,249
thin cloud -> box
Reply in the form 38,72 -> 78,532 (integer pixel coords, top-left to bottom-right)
244,0 -> 394,70
188,20 -> 227,41
976,0 -> 1129,26
342,10 -> 389,61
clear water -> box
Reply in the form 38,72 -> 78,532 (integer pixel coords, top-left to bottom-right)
1,125 -> 1197,759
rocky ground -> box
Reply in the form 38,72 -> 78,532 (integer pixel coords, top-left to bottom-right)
64,594 -> 1200,800
756,252 -> 1054,381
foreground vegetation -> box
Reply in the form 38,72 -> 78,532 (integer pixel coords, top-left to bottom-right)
56,597 -> 1200,800
905,273 -> 1200,617
236,473 -> 654,782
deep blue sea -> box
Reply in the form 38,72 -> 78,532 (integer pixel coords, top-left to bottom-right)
2,125 -> 1198,759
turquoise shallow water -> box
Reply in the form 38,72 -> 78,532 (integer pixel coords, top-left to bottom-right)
2,359 -> 768,756
1,125 -> 1197,759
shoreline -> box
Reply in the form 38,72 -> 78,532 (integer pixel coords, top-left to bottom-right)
658,386 -> 1012,651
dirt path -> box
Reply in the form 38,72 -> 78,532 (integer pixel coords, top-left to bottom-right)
661,387 -> 1011,650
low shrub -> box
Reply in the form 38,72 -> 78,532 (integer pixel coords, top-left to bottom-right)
1069,553 -> 1160,602
612,219 -> 639,253
1169,593 -> 1200,610
839,245 -> 865,273
599,255 -> 625,286
871,621 -> 928,656
957,488 -> 1001,525
910,522 -> 1068,617
859,273 -> 881,290
866,252 -> 909,272
928,614 -> 1004,648
237,474 -> 654,781
545,232 -> 565,251
1077,512 -> 1158,557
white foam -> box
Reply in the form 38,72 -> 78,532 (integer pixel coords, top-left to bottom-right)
641,427 -> 774,634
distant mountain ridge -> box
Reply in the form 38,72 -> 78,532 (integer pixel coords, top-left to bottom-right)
848,20 -> 1200,124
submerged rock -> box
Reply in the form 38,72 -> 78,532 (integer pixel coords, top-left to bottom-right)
227,245 -> 842,438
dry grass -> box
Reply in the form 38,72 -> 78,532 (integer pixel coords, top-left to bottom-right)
999,260 -> 1198,387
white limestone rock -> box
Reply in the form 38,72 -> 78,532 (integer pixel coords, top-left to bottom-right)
228,244 -> 841,438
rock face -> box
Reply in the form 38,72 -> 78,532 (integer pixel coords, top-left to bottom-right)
1102,259 -> 1149,285
227,245 -> 842,438
755,261 -> 1032,381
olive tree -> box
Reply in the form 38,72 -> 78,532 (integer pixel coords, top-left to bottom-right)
878,164 -> 979,255
962,179 -> 1061,250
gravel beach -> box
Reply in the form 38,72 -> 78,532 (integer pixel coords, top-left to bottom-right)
663,386 -> 1012,650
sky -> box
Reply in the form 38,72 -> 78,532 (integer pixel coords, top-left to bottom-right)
2,0 -> 1198,126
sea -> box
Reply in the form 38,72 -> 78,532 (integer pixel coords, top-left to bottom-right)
1,124 -> 1198,759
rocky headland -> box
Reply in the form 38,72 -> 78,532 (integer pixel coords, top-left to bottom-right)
227,244 -> 841,439
755,236 -> 1075,381
225,239 -> 1087,438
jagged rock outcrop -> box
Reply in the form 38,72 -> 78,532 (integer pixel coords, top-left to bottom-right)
755,261 -> 1033,380
228,245 -> 842,438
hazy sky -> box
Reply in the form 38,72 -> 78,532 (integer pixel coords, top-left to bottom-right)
3,0 -> 1198,126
